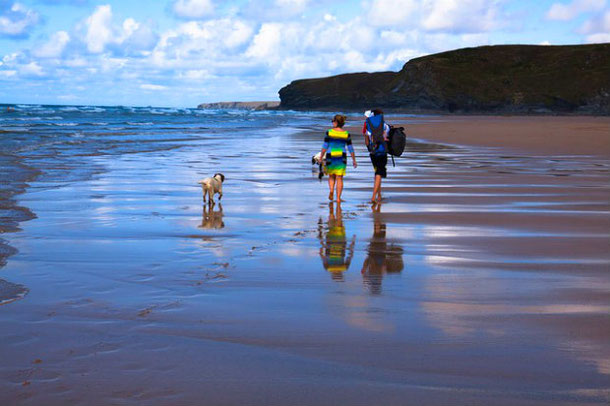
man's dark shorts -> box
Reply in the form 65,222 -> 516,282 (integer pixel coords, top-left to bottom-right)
369,153 -> 387,178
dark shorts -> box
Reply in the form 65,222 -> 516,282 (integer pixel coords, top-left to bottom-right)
369,153 -> 387,178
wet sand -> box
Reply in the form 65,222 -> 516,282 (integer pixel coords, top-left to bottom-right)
381,115 -> 610,155
1,115 -> 609,405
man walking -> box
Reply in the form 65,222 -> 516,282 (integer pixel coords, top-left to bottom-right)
363,109 -> 390,203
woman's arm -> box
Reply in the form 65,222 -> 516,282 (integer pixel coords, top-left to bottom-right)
321,132 -> 329,157
347,137 -> 357,168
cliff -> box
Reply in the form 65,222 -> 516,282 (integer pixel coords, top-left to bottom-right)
197,101 -> 280,111
278,44 -> 610,114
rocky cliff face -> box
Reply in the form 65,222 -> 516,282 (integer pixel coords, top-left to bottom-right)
279,44 -> 610,114
197,101 -> 280,110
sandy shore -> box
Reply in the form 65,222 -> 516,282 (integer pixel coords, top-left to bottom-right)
1,115 -> 609,405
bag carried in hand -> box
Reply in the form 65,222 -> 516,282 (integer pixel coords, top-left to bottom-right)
388,126 -> 407,157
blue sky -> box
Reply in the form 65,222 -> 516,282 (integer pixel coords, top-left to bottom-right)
1,0 -> 608,107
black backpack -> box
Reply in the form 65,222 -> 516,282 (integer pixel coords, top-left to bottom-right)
388,126 -> 406,157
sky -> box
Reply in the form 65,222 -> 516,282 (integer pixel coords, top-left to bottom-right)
0,0 -> 609,107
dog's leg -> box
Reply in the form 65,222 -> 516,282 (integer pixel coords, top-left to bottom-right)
202,187 -> 207,203
218,187 -> 223,201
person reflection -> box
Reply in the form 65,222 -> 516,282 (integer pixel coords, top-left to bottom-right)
361,203 -> 404,294
319,202 -> 356,281
199,202 -> 224,229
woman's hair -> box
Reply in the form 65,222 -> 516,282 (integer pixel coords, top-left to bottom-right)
372,109 -> 384,116
333,114 -> 346,128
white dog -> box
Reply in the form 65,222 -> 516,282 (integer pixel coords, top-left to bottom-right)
312,152 -> 326,181
198,173 -> 225,204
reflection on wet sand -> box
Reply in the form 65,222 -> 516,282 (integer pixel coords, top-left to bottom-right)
318,202 -> 355,281
199,203 -> 224,229
361,203 -> 404,294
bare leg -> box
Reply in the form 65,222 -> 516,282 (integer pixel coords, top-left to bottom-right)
328,175 -> 336,200
372,175 -> 382,202
336,176 -> 344,203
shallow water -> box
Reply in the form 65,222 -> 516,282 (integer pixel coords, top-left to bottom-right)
0,106 -> 609,405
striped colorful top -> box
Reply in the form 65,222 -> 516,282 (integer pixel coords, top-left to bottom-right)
322,129 -> 354,176
322,129 -> 354,156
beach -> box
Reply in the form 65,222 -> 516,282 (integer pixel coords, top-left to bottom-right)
1,108 -> 609,406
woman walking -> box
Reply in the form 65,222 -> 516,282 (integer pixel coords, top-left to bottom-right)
320,114 -> 357,202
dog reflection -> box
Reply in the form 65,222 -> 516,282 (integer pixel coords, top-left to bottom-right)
361,203 -> 404,294
319,202 -> 355,281
199,203 -> 224,229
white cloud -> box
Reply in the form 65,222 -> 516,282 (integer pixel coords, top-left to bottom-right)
82,5 -> 157,54
585,32 -> 610,41
0,69 -> 17,77
178,69 -> 215,80
140,83 -> 167,90
2,51 -> 20,64
39,0 -> 88,5
99,55 -> 127,72
546,0 -> 606,21
242,18 -> 420,81
33,30 -> 70,58
367,0 -> 419,26
85,4 -> 113,53
0,2 -> 40,37
152,18 -> 254,68
20,61 -> 44,76
422,0 -> 502,33
364,0 -> 503,33
579,9 -> 610,31
239,0 -> 318,21
64,57 -> 88,67
274,0 -> 310,16
275,0 -> 309,8
118,18 -> 157,53
245,23 -> 283,59
172,0 -> 214,19
580,9 -> 610,42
